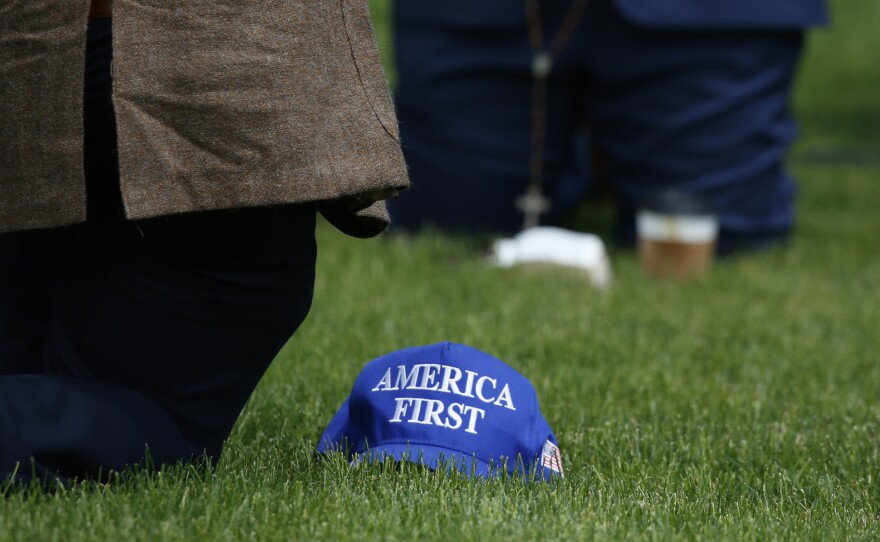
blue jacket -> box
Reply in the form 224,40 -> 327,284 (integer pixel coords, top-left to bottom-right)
395,0 -> 828,29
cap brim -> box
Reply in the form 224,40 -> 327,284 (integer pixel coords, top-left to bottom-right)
358,443 -> 559,482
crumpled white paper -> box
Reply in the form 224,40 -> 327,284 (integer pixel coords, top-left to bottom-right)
490,227 -> 612,288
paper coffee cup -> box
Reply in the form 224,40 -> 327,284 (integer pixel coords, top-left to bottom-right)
637,191 -> 718,279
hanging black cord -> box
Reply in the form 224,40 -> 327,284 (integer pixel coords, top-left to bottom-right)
518,0 -> 590,230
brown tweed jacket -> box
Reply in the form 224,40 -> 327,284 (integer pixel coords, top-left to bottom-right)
0,0 -> 409,238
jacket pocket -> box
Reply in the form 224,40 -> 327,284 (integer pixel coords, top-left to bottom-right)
339,0 -> 400,142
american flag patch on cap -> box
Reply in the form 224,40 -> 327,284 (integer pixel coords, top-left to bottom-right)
541,440 -> 563,475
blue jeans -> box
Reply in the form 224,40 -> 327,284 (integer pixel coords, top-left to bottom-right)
390,0 -> 803,254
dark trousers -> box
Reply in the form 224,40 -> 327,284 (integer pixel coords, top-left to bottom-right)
390,0 -> 804,254
0,19 -> 317,483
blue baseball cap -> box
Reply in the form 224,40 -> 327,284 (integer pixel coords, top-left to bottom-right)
317,342 -> 563,481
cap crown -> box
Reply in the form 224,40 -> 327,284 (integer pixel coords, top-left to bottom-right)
318,342 -> 560,479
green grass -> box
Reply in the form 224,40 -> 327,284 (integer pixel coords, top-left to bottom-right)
794,0 -> 880,157
2,1 -> 879,540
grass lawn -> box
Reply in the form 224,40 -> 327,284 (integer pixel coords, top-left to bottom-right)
2,1 -> 878,540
